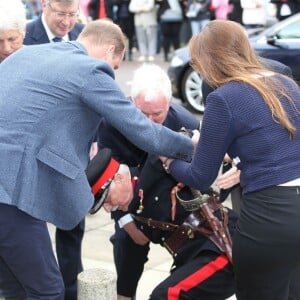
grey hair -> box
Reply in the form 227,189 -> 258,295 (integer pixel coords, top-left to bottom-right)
0,0 -> 26,36
130,64 -> 172,103
109,164 -> 130,189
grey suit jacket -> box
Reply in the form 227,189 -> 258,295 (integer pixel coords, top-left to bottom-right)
23,16 -> 84,45
0,42 -> 193,229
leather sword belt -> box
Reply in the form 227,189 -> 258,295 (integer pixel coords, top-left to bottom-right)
132,194 -> 232,262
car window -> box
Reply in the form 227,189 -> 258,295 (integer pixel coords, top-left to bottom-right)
277,20 -> 300,39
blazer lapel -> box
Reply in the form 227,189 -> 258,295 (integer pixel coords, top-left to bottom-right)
31,18 -> 50,44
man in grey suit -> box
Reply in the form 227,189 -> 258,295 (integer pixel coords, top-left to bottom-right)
0,19 -> 194,299
23,1 -> 84,298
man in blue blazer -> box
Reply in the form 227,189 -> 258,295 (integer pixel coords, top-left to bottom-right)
23,1 -> 85,299
24,0 -> 84,45
0,20 -> 194,299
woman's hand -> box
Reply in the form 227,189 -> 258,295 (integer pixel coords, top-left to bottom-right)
216,166 -> 241,190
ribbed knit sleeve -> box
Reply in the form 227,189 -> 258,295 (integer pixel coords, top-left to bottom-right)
170,87 -> 233,191
169,79 -> 300,194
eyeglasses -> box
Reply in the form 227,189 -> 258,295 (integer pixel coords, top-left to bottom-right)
48,3 -> 79,20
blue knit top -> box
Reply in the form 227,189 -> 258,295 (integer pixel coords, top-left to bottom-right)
170,76 -> 300,194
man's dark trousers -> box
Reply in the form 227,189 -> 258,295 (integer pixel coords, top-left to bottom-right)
0,204 -> 64,299
56,220 -> 84,300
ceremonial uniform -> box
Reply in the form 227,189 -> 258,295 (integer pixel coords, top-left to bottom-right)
120,155 -> 238,299
97,102 -> 200,298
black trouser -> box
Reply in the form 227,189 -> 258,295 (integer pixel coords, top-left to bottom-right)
0,204 -> 64,299
234,186 -> 300,300
150,252 -> 234,300
160,21 -> 182,60
111,223 -> 150,297
56,219 -> 85,300
118,16 -> 135,59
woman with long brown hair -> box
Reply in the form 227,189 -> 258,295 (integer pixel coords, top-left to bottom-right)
161,20 -> 300,299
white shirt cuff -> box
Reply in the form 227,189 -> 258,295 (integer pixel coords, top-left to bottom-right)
118,214 -> 134,228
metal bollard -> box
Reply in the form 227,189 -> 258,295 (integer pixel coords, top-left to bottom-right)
77,268 -> 117,300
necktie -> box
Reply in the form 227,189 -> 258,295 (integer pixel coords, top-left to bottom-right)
52,37 -> 63,42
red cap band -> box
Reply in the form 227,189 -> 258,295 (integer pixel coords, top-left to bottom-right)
91,158 -> 120,195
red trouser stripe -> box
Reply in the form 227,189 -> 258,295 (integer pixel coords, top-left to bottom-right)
167,255 -> 229,300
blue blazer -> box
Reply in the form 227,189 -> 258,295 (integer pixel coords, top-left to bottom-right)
23,16 -> 84,45
0,41 -> 194,230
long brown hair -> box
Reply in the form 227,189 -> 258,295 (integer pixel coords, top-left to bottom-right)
189,20 -> 299,138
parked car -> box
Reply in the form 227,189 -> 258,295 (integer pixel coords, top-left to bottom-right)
168,13 -> 300,113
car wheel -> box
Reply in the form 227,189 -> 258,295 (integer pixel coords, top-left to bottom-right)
181,67 -> 205,113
